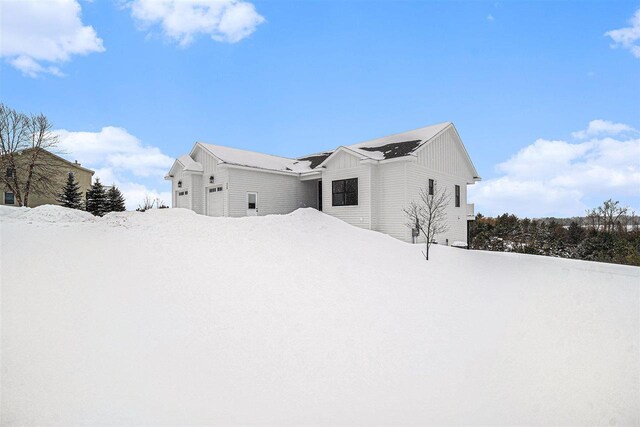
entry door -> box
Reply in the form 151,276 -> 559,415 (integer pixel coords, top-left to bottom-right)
318,181 -> 322,211
247,192 -> 258,216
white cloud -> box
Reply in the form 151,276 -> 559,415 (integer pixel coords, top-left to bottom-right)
486,14 -> 495,21
470,121 -> 640,218
55,127 -> 174,210
605,8 -> 640,58
0,0 -> 104,77
116,182 -> 172,210
128,0 -> 265,46
55,126 -> 174,177
571,119 -> 636,139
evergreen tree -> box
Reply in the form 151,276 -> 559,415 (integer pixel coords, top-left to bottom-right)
107,185 -> 126,212
57,172 -> 83,209
85,178 -> 108,217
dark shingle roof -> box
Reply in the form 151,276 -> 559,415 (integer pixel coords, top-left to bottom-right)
357,139 -> 422,159
296,152 -> 333,169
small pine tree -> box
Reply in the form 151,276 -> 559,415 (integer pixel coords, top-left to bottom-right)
57,172 -> 83,209
85,178 -> 108,217
107,185 -> 126,212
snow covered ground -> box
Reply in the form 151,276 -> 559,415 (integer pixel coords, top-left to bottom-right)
1,205 -> 638,425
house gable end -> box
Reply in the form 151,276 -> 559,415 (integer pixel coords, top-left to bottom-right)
316,147 -> 366,170
413,124 -> 480,182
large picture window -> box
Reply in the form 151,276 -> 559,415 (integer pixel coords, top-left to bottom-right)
332,178 -> 358,206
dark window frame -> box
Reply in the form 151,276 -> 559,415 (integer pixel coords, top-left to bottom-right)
455,185 -> 460,207
428,179 -> 434,196
4,191 -> 15,205
332,178 -> 358,206
6,168 -> 14,178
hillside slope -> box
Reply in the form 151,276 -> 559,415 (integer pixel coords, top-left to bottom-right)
1,206 -> 638,425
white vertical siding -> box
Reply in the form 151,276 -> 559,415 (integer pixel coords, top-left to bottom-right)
406,162 -> 469,244
374,161 -> 410,241
194,146 -> 229,216
191,175 -> 204,214
226,168 -> 315,217
172,171 -> 191,209
416,127 -> 474,182
321,151 -> 372,230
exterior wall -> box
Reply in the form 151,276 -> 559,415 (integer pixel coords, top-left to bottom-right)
415,126 -> 475,182
405,162 -> 469,245
374,160 -> 410,241
171,167 -> 191,209
193,146 -> 229,216
226,167 -> 315,217
0,151 -> 93,207
320,151 -> 372,230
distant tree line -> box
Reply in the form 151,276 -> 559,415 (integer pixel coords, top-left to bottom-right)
469,199 -> 640,266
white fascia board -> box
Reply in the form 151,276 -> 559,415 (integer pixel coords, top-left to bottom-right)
299,171 -> 322,181
221,163 -> 299,176
315,146 -> 372,168
191,142 -> 224,164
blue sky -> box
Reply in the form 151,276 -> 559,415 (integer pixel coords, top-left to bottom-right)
1,0 -> 639,215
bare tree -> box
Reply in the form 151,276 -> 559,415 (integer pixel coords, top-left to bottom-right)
136,195 -> 156,212
403,182 -> 450,260
0,103 -> 60,206
585,199 -> 628,232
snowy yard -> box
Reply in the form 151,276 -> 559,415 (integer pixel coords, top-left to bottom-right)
1,206 -> 638,425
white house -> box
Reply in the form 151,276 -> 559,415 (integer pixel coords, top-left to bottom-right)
166,122 -> 480,244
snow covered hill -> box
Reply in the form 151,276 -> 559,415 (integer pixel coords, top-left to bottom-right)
1,205 -> 638,425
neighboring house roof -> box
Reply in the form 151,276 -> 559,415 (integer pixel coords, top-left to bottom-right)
3,148 -> 96,175
171,121 -> 478,178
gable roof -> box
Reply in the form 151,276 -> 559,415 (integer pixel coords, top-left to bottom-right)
178,154 -> 203,172
345,122 -> 451,161
314,122 -> 452,168
197,143 -> 312,173
172,121 -> 477,178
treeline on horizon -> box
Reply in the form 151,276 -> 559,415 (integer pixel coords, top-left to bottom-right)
469,199 -> 640,267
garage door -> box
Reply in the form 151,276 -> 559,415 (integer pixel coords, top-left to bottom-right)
175,190 -> 189,209
206,186 -> 224,216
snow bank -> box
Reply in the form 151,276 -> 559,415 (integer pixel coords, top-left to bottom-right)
0,204 -> 95,223
1,206 -> 638,425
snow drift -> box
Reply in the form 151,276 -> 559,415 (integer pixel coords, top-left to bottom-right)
1,206 -> 638,425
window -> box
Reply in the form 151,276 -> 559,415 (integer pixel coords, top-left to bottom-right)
6,168 -> 14,178
332,178 -> 358,206
217,186 -> 222,191
455,185 -> 460,207
177,180 -> 182,188
178,191 -> 184,196
248,193 -> 256,209
428,179 -> 434,196
209,188 -> 217,193
4,192 -> 15,205
209,175 -> 215,184
184,190 -> 188,195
